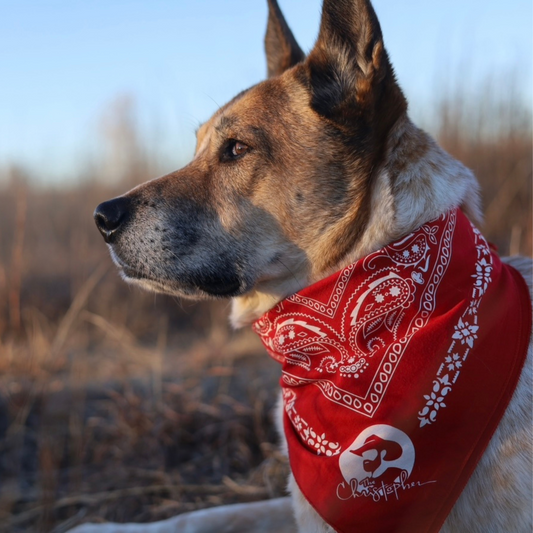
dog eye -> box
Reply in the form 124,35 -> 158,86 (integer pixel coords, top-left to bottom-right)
221,140 -> 251,162
230,141 -> 249,158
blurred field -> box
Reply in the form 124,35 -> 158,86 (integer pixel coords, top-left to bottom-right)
0,86 -> 531,532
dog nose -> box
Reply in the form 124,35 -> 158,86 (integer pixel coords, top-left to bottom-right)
94,197 -> 131,243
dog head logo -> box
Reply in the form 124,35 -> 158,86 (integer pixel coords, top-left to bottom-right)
339,425 -> 415,491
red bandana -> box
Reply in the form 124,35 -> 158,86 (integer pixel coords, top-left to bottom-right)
253,209 -> 531,533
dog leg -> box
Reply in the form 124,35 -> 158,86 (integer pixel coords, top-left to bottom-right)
67,497 -> 296,533
287,475 -> 335,533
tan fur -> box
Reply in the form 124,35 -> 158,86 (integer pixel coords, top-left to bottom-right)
89,1 -> 532,531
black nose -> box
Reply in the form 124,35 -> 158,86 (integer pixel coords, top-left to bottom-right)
94,197 -> 131,243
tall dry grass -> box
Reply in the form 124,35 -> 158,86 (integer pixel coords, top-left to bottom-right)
0,84 -> 531,532
431,78 -> 532,256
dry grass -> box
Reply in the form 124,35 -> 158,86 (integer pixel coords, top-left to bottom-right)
0,85 -> 531,532
432,80 -> 532,256
0,169 -> 288,532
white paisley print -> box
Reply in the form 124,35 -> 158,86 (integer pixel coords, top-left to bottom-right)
255,211 -> 458,420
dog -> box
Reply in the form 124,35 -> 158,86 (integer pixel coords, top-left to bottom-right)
79,0 -> 532,531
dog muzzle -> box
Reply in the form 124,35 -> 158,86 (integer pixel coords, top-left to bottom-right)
253,208 -> 531,533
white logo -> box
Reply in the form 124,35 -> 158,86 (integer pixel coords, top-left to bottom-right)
338,424 -> 415,500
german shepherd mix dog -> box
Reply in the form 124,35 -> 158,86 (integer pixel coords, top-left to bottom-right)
83,0 -> 532,532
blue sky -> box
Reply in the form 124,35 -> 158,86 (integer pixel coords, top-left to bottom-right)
0,0 -> 531,182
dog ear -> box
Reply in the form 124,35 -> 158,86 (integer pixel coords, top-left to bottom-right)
265,0 -> 305,78
306,0 -> 403,127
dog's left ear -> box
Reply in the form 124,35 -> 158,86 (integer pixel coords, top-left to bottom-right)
306,0 -> 405,128
265,0 -> 305,78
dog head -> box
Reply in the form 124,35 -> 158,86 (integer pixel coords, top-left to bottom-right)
94,0 -> 407,321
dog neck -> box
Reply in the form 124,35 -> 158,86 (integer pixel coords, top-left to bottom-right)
230,116 -> 482,328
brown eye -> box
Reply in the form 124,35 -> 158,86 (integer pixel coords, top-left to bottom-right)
221,140 -> 251,162
231,141 -> 249,157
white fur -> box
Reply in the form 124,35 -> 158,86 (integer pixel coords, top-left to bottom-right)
389,119 -> 482,232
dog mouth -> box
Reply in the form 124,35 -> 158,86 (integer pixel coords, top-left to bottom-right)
113,254 -> 245,299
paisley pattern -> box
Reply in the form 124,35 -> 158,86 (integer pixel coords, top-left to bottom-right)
254,211 -> 456,417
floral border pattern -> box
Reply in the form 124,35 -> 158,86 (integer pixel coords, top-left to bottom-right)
418,225 -> 493,427
283,388 -> 342,456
